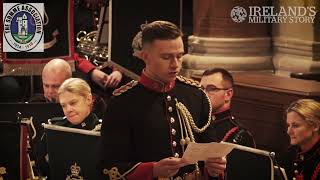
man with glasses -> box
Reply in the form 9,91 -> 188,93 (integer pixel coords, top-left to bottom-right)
200,68 -> 255,147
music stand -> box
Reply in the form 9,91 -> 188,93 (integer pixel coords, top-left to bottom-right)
224,143 -> 288,180
0,102 -> 64,177
0,121 -> 28,180
44,124 -> 101,180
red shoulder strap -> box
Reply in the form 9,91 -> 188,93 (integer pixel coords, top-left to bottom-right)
222,127 -> 239,142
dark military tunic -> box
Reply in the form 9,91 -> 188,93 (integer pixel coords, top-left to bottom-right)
210,110 -> 256,180
100,73 -> 216,179
52,113 -> 100,130
211,110 -> 255,147
279,139 -> 320,180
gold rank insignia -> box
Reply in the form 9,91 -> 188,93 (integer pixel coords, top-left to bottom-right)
112,80 -> 138,96
176,75 -> 201,88
0,167 -> 6,180
66,163 -> 83,180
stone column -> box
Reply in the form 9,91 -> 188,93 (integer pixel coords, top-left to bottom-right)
272,0 -> 320,76
181,0 -> 274,78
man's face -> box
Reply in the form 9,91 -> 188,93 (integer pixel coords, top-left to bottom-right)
42,72 -> 67,102
142,37 -> 184,83
200,73 -> 233,113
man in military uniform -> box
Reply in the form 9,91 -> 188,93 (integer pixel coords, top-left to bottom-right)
100,21 -> 226,179
200,68 -> 255,147
29,58 -> 72,102
200,68 -> 257,179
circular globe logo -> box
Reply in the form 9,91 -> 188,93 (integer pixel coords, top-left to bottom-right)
230,6 -> 247,23
3,3 -> 43,52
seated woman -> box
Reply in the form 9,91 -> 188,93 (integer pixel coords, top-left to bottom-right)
53,77 -> 101,130
35,78 -> 101,178
279,99 -> 320,180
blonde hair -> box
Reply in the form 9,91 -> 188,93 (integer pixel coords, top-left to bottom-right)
58,78 -> 91,99
287,99 -> 320,131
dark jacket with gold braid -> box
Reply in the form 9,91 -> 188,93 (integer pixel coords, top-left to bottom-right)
279,139 -> 320,180
100,73 -> 218,180
212,110 -> 255,148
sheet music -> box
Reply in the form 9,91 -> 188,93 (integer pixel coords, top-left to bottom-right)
182,142 -> 235,164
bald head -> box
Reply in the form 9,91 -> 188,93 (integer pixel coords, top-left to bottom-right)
42,59 -> 72,102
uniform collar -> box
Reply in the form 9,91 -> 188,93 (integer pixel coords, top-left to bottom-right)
212,109 -> 234,125
139,71 -> 176,93
297,137 -> 320,156
69,113 -> 98,130
213,109 -> 232,120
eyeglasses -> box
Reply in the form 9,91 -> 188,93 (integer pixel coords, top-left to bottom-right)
201,85 -> 231,94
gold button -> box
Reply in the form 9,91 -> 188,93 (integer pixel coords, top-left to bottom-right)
294,170 -> 298,174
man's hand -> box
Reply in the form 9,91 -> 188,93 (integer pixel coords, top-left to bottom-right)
91,69 -> 122,89
153,157 -> 187,178
104,70 -> 122,88
205,157 -> 227,177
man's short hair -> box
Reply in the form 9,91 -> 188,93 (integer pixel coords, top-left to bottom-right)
202,68 -> 234,87
141,21 -> 183,47
42,59 -> 72,79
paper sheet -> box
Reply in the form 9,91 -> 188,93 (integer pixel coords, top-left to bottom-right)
182,142 -> 236,164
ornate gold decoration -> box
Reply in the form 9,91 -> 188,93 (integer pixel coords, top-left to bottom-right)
103,167 -> 125,180
103,163 -> 141,180
112,80 -> 138,96
66,163 -> 83,180
174,89 -> 213,174
175,90 -> 213,134
176,76 -> 201,89
157,170 -> 203,180
0,167 -> 6,180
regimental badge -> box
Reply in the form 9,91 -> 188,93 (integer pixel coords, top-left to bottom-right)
0,167 -> 6,180
3,3 -> 44,52
66,163 -> 83,180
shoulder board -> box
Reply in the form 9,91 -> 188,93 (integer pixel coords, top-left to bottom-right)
176,75 -> 201,88
112,80 -> 138,96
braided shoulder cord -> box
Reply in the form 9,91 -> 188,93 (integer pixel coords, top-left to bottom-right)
175,90 -> 214,133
